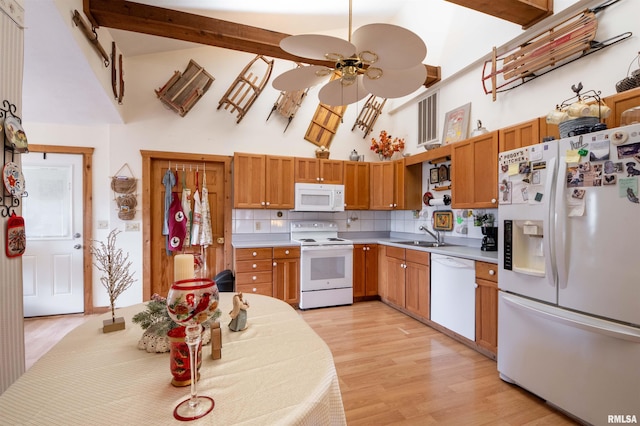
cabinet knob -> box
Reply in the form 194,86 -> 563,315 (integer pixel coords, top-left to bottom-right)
389,204 -> 394,207
252,263 -> 257,269
320,177 -> 324,181
261,201 -> 266,206
273,261 -> 277,266
489,269 -> 495,275
252,251 -> 257,257
474,283 -> 479,288
252,287 -> 257,293
266,201 -> 271,206
285,250 -> 290,255
252,276 -> 257,281
316,177 -> 321,181
491,198 -> 497,204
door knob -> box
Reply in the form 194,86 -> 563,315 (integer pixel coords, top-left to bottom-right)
74,244 -> 82,249
216,237 -> 224,244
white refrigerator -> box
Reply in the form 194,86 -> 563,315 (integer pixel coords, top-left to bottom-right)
497,124 -> 640,425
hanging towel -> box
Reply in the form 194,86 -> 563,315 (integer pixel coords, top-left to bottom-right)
191,170 -> 202,246
199,173 -> 213,247
162,169 -> 176,235
168,192 -> 187,252
181,170 -> 192,248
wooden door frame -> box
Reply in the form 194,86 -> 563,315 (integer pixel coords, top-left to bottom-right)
140,150 -> 233,301
27,145 -> 95,314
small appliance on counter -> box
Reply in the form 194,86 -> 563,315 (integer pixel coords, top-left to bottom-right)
480,226 -> 498,251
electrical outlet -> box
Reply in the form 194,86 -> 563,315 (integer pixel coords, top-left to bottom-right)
98,220 -> 109,229
255,221 -> 261,231
125,222 -> 140,232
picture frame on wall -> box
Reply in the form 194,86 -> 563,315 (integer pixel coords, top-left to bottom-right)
442,102 -> 471,145
430,167 -> 440,184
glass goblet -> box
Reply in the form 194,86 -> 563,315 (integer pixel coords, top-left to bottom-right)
166,277 -> 219,421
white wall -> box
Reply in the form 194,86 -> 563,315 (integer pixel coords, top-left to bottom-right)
24,0 -> 640,309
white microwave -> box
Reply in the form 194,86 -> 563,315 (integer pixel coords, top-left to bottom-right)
294,183 -> 345,212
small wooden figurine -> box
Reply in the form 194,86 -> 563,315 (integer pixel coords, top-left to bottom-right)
229,292 -> 249,332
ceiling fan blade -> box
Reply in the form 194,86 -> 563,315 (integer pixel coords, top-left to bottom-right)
280,34 -> 356,61
363,64 -> 427,99
272,65 -> 332,91
318,75 -> 369,106
352,24 -> 427,69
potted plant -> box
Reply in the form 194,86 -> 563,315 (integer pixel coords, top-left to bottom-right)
90,229 -> 136,333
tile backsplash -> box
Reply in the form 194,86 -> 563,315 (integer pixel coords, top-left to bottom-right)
232,207 -> 497,242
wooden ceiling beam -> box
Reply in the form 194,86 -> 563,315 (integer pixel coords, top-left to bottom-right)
83,0 -> 440,88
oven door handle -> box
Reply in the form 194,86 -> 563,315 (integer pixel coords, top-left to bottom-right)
301,244 -> 354,251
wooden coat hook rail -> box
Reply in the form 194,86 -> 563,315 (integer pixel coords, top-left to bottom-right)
72,10 -> 109,67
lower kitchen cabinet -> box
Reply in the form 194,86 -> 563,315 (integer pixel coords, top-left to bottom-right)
273,246 -> 300,305
234,247 -> 274,297
353,243 -> 378,300
234,246 -> 300,306
475,261 -> 498,357
404,250 -> 430,320
380,246 -> 429,315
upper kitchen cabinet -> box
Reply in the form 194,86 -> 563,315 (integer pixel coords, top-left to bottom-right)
498,118 -> 541,153
294,158 -> 344,184
233,153 -> 294,209
344,161 -> 370,210
602,86 -> 640,129
369,159 -> 422,210
451,131 -> 498,209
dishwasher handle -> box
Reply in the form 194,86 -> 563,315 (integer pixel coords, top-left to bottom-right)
431,254 -> 474,269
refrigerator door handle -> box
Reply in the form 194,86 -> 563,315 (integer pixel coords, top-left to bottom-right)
502,293 -> 640,343
545,156 -> 558,288
553,155 -> 568,289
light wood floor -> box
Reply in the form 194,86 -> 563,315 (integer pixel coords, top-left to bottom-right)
24,301 -> 578,425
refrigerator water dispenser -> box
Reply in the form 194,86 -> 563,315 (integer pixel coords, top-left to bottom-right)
503,219 -> 545,277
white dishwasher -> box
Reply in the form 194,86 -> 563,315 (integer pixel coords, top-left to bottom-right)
430,254 -> 476,340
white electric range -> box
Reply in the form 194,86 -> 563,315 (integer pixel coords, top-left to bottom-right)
290,221 -> 353,309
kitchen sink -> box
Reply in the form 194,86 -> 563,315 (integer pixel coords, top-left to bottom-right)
392,240 -> 448,248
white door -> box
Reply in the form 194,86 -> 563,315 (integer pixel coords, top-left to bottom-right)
21,153 -> 84,316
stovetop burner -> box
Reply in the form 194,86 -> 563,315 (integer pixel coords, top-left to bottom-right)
290,221 -> 353,246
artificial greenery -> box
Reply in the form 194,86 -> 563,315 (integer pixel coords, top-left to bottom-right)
132,294 -> 179,336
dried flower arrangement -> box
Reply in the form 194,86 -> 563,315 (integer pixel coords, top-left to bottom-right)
370,130 -> 405,159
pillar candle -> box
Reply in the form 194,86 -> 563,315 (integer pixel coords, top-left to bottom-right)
174,254 -> 195,282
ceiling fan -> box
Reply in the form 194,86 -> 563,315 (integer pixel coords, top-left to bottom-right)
272,0 -> 427,106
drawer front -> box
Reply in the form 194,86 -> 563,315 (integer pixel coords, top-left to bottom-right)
235,259 -> 273,273
385,245 -> 405,260
273,246 -> 300,258
235,270 -> 273,285
405,249 -> 429,265
236,282 -> 273,297
235,247 -> 273,261
475,261 -> 498,282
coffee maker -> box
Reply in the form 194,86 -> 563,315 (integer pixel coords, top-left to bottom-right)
481,226 -> 498,251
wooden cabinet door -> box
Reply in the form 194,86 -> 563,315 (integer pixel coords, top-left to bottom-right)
273,246 -> 300,305
320,159 -> 344,184
603,86 -> 640,128
233,153 -> 265,208
364,244 -> 378,297
405,249 -> 429,319
294,158 -> 321,183
498,118 -> 540,153
475,278 -> 498,355
344,161 -> 370,210
377,245 -> 389,300
369,162 -> 395,209
352,244 -> 366,298
386,255 -> 406,307
265,155 -> 294,209
451,131 -> 498,209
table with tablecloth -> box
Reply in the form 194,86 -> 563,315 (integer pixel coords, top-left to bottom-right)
0,293 -> 346,425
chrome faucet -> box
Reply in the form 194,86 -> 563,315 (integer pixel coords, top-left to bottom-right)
419,225 -> 442,245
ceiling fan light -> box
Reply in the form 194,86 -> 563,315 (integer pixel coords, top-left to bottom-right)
359,50 -> 378,65
365,67 -> 383,80
325,52 -> 344,62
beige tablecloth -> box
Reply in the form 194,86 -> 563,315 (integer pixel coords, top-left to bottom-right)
0,294 -> 346,425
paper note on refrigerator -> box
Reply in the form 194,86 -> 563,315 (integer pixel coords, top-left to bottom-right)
566,150 -> 581,164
